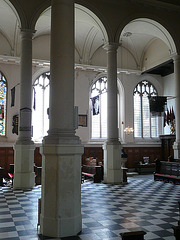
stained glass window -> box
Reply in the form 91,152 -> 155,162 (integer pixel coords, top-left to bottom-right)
134,80 -> 158,138
32,72 -> 50,142
0,72 -> 7,136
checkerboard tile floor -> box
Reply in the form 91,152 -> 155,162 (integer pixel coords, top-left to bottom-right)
0,174 -> 179,239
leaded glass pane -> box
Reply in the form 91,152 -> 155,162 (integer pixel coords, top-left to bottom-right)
32,72 -> 50,141
142,93 -> 150,137
92,114 -> 100,138
134,93 -> 141,137
151,115 -> 158,137
133,80 -> 158,138
91,77 -> 107,139
101,92 -> 107,138
0,73 -> 7,136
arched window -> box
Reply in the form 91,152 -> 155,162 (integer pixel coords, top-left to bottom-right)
90,76 -> 107,139
133,80 -> 158,138
0,72 -> 7,136
32,72 -> 50,141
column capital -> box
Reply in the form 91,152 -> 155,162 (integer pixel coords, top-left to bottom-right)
103,42 -> 121,51
173,54 -> 180,62
20,28 -> 36,38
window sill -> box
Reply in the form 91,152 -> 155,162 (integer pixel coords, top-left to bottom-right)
133,137 -> 161,145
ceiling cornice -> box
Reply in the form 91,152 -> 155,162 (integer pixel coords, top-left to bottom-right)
132,0 -> 180,12
0,55 -> 141,75
98,0 -> 180,12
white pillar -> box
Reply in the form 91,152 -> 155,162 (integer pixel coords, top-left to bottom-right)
173,55 -> 180,159
103,43 -> 123,184
40,0 -> 83,238
13,29 -> 35,189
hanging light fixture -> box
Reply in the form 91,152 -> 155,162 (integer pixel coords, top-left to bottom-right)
124,126 -> 134,134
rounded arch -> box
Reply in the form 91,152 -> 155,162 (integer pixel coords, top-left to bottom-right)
75,2 -> 111,42
115,14 -> 177,71
75,4 -> 108,43
9,0 -> 26,29
33,2 -> 110,64
32,67 -> 50,85
32,2 -> 109,41
25,0 -> 51,30
115,14 -> 177,55
0,1 -> 22,56
89,72 -> 107,90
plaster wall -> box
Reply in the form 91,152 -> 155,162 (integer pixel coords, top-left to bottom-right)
0,60 -> 175,147
142,39 -> 170,71
0,33 -> 11,56
32,35 -> 50,61
0,63 -> 20,144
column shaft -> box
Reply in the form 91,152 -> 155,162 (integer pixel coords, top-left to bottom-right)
40,0 -> 83,238
106,44 -> 119,142
103,43 -> 123,184
19,29 -> 35,141
50,0 -> 75,133
13,29 -> 35,189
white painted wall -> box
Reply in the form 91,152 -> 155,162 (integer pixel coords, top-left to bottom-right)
0,61 -> 175,146
142,39 -> 170,71
0,63 -> 20,144
32,35 -> 50,61
0,30 -> 176,147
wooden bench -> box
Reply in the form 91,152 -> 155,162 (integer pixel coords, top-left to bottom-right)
8,164 -> 42,185
136,163 -> 155,174
120,230 -> 147,240
82,165 -> 103,183
154,159 -> 180,184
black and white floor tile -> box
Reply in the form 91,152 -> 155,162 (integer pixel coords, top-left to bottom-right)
0,174 -> 179,239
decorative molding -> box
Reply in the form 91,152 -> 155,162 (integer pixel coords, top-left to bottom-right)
0,55 -> 141,75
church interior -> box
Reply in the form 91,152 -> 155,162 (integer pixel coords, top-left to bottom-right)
0,0 -> 180,239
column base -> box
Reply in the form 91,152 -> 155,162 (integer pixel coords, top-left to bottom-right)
13,142 -> 35,189
103,141 -> 123,184
13,172 -> 35,189
40,213 -> 82,238
40,143 -> 84,238
173,142 -> 180,159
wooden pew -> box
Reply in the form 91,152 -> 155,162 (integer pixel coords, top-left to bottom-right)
154,159 -> 180,184
82,165 -> 103,183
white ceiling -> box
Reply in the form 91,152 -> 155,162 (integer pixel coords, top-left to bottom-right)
0,1 -> 177,70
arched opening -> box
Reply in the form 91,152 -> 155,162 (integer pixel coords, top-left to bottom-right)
118,18 -> 177,72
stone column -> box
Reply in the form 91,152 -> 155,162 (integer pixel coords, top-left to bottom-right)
40,0 -> 84,238
173,55 -> 180,159
13,29 -> 35,189
103,43 -> 123,184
